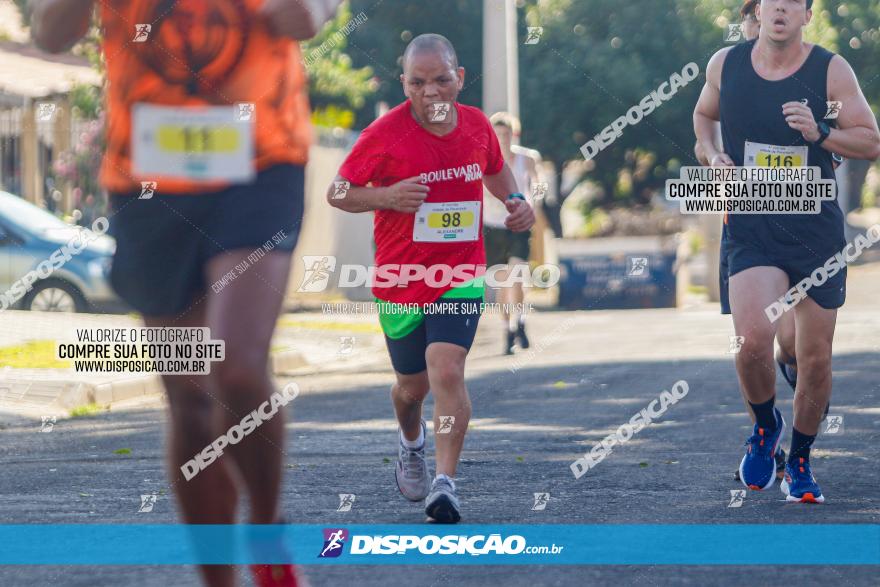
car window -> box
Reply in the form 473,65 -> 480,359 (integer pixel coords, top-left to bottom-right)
0,192 -> 70,232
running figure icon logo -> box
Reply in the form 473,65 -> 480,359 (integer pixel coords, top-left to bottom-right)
727,489 -> 746,508
336,494 -> 356,512
532,492 -> 550,511
138,493 -> 158,513
532,182 -> 548,201
133,24 -> 152,42
235,102 -> 256,122
332,181 -> 350,200
824,415 -> 844,435
628,257 -> 648,276
338,337 -> 355,356
725,24 -> 743,43
825,101 -> 843,120
319,528 -> 348,558
36,103 -> 57,122
40,416 -> 56,433
297,256 -> 337,292
437,416 -> 455,434
429,102 -> 451,122
525,27 -> 544,45
728,336 -> 745,354
139,181 -> 157,199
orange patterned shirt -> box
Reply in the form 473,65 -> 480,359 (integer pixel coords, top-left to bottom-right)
99,0 -> 312,194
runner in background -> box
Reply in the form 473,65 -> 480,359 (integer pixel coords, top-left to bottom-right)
484,112 -> 543,355
31,1 -> 342,585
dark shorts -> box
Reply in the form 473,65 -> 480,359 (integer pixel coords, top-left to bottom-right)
383,298 -> 482,375
721,235 -> 846,313
108,164 -> 305,317
484,226 -> 530,267
719,238 -> 731,315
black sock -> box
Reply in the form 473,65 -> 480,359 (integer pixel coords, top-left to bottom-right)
789,428 -> 816,464
748,396 -> 777,430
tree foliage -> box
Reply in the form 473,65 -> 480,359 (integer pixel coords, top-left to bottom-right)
301,3 -> 378,127
15,0 -> 880,205
347,0 -> 483,128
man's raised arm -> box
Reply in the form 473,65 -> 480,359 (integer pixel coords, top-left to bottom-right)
693,48 -> 734,167
327,175 -> 429,214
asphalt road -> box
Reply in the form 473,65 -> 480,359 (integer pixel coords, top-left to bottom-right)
1,266 -> 879,586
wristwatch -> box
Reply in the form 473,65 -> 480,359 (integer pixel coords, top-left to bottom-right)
813,121 -> 831,146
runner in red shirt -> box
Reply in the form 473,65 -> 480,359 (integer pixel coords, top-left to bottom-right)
328,33 -> 535,523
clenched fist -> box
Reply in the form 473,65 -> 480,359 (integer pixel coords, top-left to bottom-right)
384,176 -> 430,214
504,197 -> 535,233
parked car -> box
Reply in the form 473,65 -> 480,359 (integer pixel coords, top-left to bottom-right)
0,190 -> 124,312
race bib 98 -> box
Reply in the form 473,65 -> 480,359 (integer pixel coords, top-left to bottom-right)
413,201 -> 481,242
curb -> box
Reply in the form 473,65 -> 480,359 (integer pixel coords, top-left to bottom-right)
269,350 -> 310,375
0,350 -> 311,413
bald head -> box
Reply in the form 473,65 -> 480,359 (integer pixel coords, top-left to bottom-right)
400,33 -> 463,127
403,33 -> 459,71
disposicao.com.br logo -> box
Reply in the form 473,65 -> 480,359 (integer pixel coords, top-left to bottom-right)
319,528 -> 348,558
297,258 -> 560,292
318,528 -> 563,558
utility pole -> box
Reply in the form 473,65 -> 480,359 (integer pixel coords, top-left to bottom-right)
482,0 -> 519,118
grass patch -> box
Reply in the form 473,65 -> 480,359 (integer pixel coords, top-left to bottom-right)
0,340 -> 70,369
113,448 -> 131,455
70,403 -> 105,418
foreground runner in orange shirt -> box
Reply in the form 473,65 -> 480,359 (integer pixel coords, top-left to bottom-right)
32,1 -> 341,585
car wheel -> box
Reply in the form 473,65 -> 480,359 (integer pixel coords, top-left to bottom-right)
22,280 -> 87,313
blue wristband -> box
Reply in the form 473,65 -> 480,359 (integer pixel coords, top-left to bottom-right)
507,193 -> 526,201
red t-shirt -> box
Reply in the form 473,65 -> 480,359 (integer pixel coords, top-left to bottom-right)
339,100 -> 505,304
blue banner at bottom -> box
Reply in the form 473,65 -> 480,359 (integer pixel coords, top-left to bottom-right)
0,525 -> 877,565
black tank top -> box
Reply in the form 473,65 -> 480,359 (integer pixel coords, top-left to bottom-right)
720,39 -> 844,255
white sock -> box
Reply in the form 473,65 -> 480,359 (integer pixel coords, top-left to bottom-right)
509,311 -> 523,330
400,425 -> 424,448
434,473 -> 455,490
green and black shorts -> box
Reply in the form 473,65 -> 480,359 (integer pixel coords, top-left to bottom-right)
378,279 -> 484,375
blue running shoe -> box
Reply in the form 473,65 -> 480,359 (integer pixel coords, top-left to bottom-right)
739,408 -> 785,490
733,448 -> 786,482
781,457 -> 825,503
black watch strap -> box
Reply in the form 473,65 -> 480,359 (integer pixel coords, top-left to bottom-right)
815,121 -> 831,146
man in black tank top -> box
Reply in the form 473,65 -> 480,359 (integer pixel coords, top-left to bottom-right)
693,0 -> 880,503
